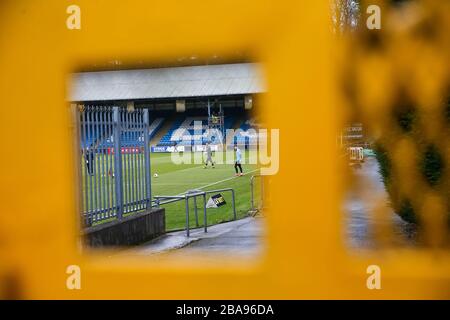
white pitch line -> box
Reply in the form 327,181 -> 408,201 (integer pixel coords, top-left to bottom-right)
175,168 -> 260,195
154,182 -> 212,186
155,164 -> 204,175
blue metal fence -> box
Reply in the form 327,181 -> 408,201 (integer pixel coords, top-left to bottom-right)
78,106 -> 151,227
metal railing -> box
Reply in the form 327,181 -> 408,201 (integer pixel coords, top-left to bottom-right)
78,106 -> 152,227
154,188 -> 236,237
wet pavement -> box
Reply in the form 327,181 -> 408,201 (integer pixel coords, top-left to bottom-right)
345,157 -> 417,249
120,216 -> 264,263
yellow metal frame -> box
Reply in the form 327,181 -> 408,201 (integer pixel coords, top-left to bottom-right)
0,1 -> 449,299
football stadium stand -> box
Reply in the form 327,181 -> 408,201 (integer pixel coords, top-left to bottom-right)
71,63 -> 265,150
157,115 -> 235,146
82,113 -> 259,149
82,117 -> 164,148
233,118 -> 259,146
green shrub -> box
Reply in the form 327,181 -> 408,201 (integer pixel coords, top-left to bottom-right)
374,145 -> 391,185
374,108 -> 447,225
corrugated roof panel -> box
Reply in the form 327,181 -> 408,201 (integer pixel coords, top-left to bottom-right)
69,63 -> 265,101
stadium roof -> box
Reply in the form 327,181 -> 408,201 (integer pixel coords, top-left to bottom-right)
69,63 -> 265,102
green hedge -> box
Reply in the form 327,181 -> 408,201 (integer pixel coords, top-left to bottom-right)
374,100 -> 448,224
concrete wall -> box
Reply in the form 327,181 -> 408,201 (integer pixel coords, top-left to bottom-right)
83,208 -> 165,247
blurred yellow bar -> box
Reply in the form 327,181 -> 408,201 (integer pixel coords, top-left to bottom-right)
0,0 -> 448,299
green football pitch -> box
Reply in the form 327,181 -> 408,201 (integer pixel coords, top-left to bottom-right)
82,151 -> 261,231
151,151 -> 261,231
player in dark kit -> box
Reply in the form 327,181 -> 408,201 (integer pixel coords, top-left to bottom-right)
85,147 -> 95,176
234,145 -> 243,176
